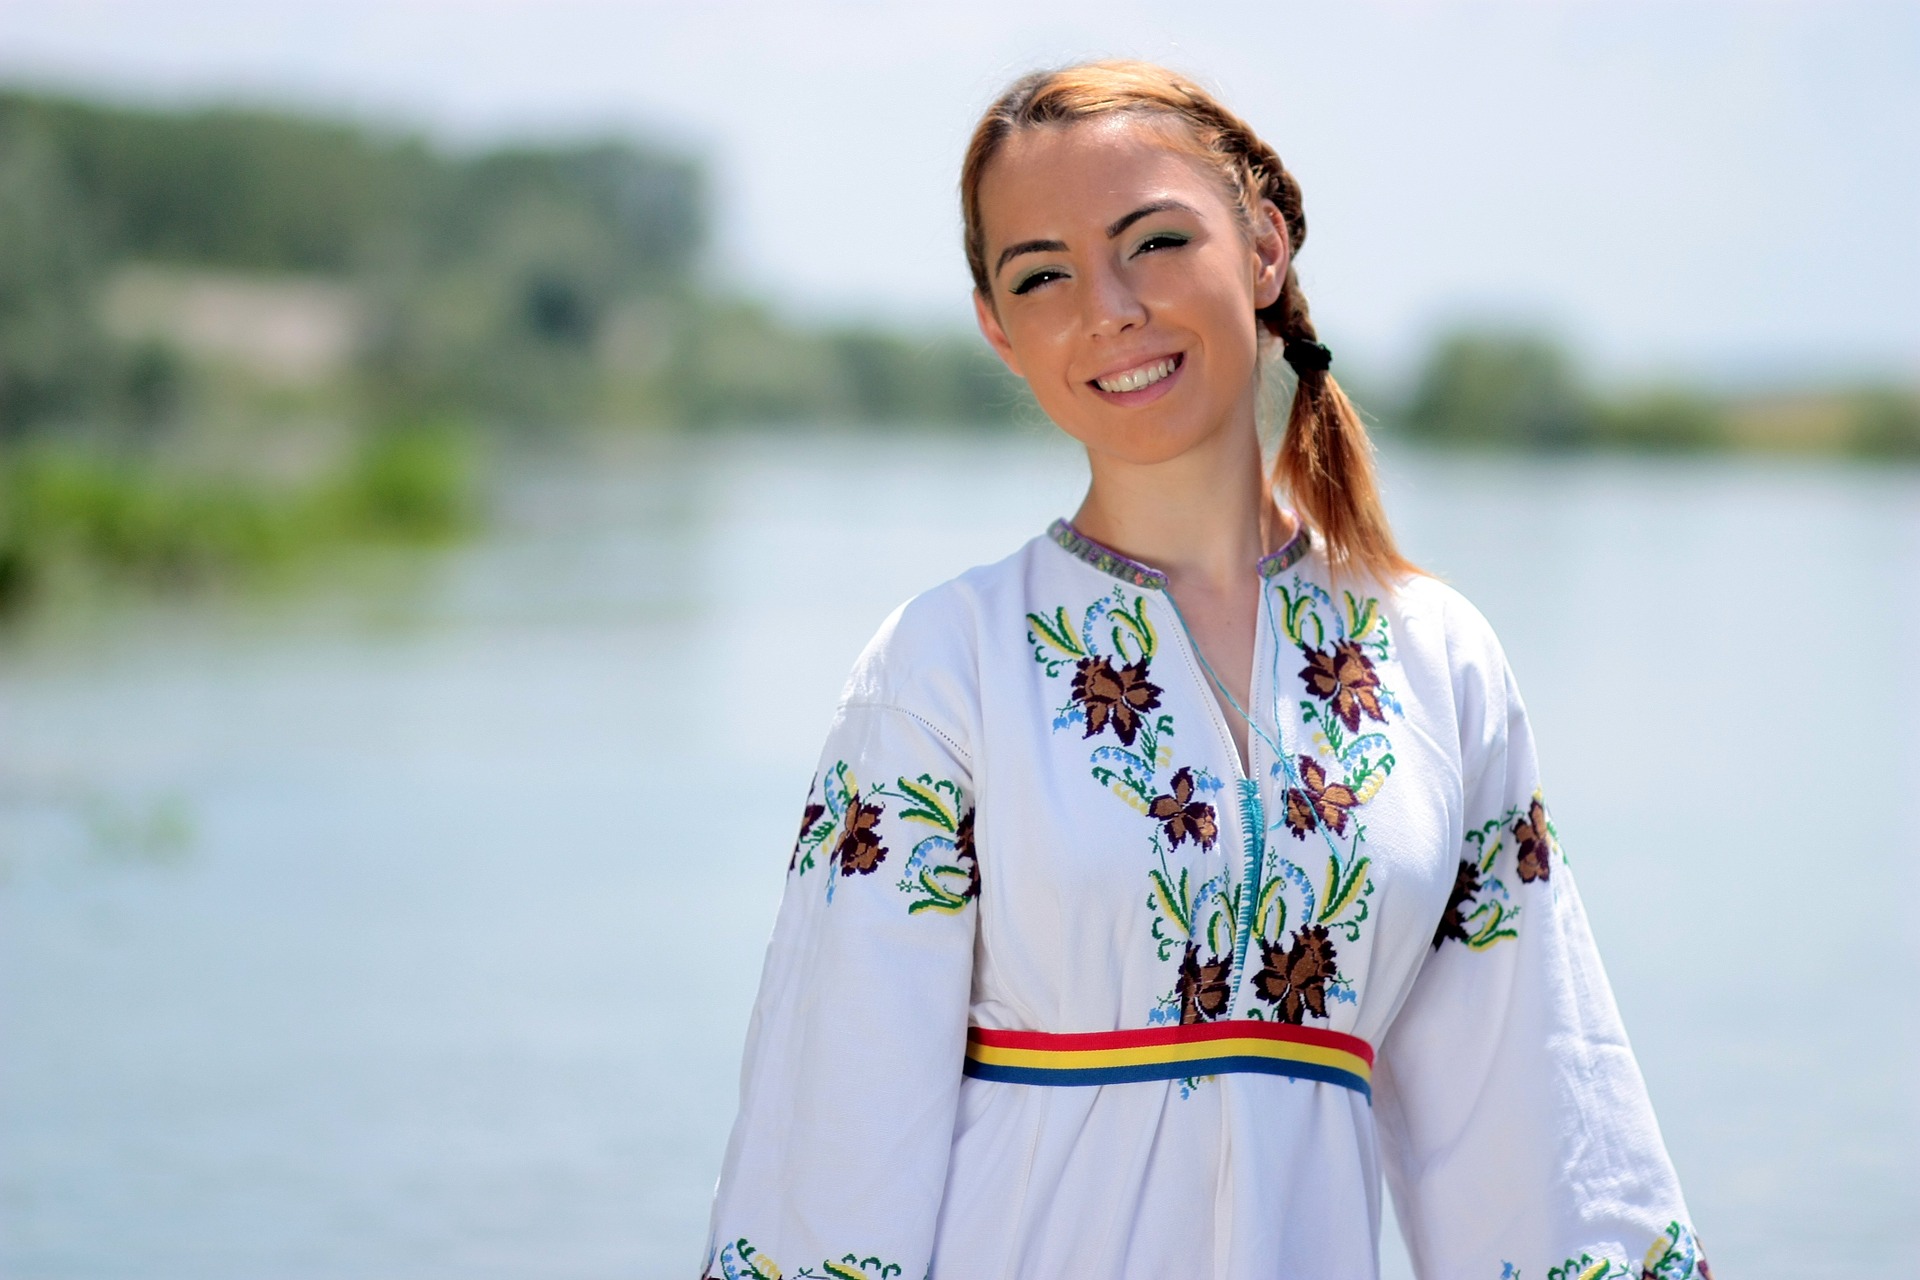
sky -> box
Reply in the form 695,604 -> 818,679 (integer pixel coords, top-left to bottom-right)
1,0 -> 1915,386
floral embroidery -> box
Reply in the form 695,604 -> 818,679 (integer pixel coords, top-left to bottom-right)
1251,924 -> 1340,1023
1281,754 -> 1359,839
1070,654 -> 1163,747
1150,767 -> 1219,851
1437,788 -> 1556,951
1641,1221 -> 1711,1279
1545,1256 -> 1633,1279
1298,638 -> 1388,733
1176,941 -> 1233,1023
791,799 -> 826,871
1028,584 -> 1228,1026
1029,572 -> 1398,1034
1514,795 -> 1554,882
880,772 -> 977,915
1432,857 -> 1485,949
1492,1221 -> 1708,1280
834,791 -> 887,875
789,763 -> 976,915
952,809 -> 981,903
1248,580 -> 1398,975
879,771 -> 983,921
710,1236 -> 904,1280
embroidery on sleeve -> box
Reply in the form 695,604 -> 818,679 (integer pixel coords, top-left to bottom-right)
788,761 -> 975,916
710,1236 -> 905,1280
872,772 -> 977,914
1640,1221 -> 1713,1279
1492,1220 -> 1711,1280
1435,788 -> 1558,951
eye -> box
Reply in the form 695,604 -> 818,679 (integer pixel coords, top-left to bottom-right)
1133,232 -> 1190,256
1010,268 -> 1067,296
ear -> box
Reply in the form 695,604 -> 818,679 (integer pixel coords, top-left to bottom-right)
973,289 -> 1024,377
1251,198 -> 1290,311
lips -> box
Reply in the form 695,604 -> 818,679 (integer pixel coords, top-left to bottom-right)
1093,355 -> 1179,394
1087,352 -> 1186,405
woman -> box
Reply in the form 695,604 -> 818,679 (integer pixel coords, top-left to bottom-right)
704,62 -> 1706,1280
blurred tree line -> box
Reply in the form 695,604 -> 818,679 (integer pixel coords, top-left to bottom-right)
1400,330 -> 1920,458
0,88 -> 1018,435
0,88 -> 1018,612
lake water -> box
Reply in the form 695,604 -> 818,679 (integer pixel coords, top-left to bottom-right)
2,431 -> 1916,1279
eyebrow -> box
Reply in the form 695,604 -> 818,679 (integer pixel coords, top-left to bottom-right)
992,200 -> 1203,278
995,238 -> 1068,275
1105,199 -> 1199,238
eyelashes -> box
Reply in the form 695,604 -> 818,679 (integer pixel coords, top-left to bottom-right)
1004,231 -> 1192,297
1134,232 -> 1190,255
1010,268 -> 1066,296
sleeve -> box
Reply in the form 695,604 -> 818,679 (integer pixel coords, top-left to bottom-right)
703,698 -> 978,1280
1372,629 -> 1711,1280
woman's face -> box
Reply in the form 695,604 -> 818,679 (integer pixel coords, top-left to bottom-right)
972,114 -> 1287,469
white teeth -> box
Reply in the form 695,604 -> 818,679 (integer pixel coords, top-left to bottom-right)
1095,356 -> 1177,394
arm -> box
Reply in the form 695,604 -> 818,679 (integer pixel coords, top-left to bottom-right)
704,700 -> 978,1280
1375,641 -> 1708,1279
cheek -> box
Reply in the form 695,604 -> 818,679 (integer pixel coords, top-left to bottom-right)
1000,307 -> 1082,387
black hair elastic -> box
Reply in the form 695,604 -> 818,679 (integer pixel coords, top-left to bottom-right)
1282,337 -> 1333,376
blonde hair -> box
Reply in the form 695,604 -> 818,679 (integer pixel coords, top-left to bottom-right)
961,61 -> 1418,582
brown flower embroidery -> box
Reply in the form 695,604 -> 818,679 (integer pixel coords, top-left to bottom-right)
1176,942 -> 1233,1024
1514,796 -> 1553,882
1282,755 -> 1359,840
833,791 -> 888,876
790,801 -> 826,870
1149,767 -> 1218,851
1252,925 -> 1340,1023
1070,654 -> 1163,747
1432,858 -> 1483,949
1298,639 -> 1387,734
953,808 -> 980,901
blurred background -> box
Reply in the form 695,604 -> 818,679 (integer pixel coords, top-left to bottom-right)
0,3 -> 1914,1278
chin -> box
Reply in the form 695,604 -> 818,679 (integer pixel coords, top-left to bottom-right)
1058,403 -> 1224,468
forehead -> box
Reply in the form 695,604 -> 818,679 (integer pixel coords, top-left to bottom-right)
975,114 -> 1237,243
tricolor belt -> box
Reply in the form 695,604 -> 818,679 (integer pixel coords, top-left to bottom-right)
963,1020 -> 1373,1101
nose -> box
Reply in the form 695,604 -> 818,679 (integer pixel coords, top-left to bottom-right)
1082,258 -> 1147,339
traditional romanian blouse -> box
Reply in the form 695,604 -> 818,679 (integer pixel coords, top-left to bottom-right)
704,519 -> 1706,1280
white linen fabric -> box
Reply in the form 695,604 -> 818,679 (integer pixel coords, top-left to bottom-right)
704,521 -> 1706,1280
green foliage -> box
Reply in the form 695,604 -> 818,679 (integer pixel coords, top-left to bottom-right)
0,87 -> 713,432
1403,330 -> 1596,448
0,93 -> 414,273
0,118 -> 110,432
661,303 -> 1022,427
0,424 -> 480,615
1403,330 -> 1750,453
335,422 -> 477,539
0,444 -> 301,609
1849,387 -> 1920,458
1596,388 -> 1725,451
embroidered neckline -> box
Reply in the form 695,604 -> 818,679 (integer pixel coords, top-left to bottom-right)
1046,516 -> 1311,589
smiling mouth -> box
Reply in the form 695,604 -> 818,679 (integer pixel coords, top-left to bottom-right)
1091,354 -> 1182,394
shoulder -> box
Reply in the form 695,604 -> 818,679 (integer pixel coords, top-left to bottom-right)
1385,572 -> 1526,751
838,536 -> 1050,755
1389,573 -> 1510,679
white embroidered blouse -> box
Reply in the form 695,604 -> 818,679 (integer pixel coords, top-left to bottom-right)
704,520 -> 1705,1280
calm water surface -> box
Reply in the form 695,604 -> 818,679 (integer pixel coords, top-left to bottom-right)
2,432 -> 1916,1279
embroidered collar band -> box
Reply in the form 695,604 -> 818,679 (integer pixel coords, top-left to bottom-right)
1047,517 -> 1311,591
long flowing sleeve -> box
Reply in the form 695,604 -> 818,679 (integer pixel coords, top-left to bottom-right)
1374,614 -> 1708,1279
704,638 -> 979,1280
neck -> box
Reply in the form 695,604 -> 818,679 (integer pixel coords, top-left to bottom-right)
1069,403 -> 1284,594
